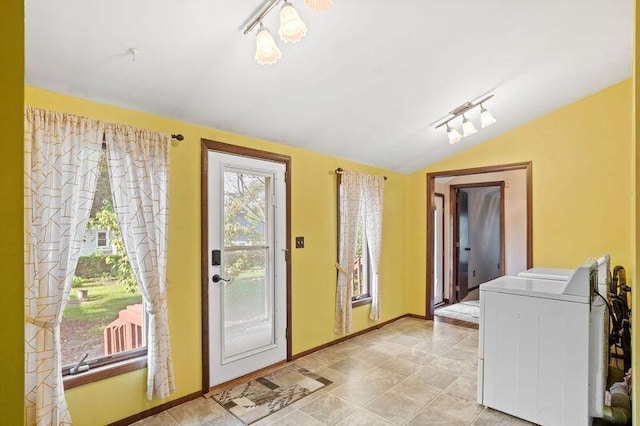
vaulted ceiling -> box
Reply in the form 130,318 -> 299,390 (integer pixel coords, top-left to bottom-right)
25,0 -> 633,173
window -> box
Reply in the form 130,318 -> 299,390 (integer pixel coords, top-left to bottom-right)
337,179 -> 372,306
352,211 -> 371,303
96,231 -> 107,247
61,151 -> 146,382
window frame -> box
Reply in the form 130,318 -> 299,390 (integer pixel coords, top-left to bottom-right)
62,148 -> 148,389
96,230 -> 108,247
337,175 -> 372,307
62,303 -> 149,389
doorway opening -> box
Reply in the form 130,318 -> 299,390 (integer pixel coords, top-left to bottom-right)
426,162 -> 532,321
452,182 -> 505,303
200,139 -> 292,392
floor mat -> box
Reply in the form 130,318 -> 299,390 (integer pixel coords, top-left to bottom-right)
208,364 -> 332,425
434,301 -> 480,324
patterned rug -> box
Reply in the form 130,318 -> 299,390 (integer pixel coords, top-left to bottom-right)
209,364 -> 332,425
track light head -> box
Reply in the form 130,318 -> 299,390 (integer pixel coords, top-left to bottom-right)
480,104 -> 497,128
279,0 -> 307,43
255,22 -> 281,65
462,114 -> 478,137
446,123 -> 462,144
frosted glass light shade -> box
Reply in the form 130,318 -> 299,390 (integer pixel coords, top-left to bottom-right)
304,0 -> 333,12
462,115 -> 477,137
447,124 -> 462,144
480,106 -> 497,128
279,1 -> 307,43
255,25 -> 281,65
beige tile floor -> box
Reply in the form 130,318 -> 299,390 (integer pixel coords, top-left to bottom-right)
133,318 -> 530,425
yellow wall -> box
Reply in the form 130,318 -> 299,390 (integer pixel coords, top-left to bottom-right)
25,86 -> 409,424
405,80 -> 634,316
0,1 -> 25,424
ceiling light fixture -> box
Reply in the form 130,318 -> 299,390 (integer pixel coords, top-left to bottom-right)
279,0 -> 307,43
446,123 -> 462,144
462,114 -> 477,137
480,104 -> 497,128
244,0 -> 330,64
255,22 -> 282,65
434,94 -> 496,144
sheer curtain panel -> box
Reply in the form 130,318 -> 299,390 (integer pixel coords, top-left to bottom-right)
105,124 -> 175,400
24,107 -> 102,425
335,171 -> 362,334
362,175 -> 384,321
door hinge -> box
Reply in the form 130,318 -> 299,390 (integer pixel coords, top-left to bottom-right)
284,171 -> 287,183
284,248 -> 289,262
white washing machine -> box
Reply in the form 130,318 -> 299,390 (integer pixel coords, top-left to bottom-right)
478,261 -> 606,425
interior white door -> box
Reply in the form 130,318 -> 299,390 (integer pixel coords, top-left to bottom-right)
208,151 -> 287,387
434,195 -> 445,305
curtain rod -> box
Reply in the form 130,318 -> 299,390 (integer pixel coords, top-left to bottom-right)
101,133 -> 184,142
335,168 -> 388,180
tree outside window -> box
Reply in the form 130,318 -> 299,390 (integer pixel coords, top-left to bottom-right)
61,152 -> 144,373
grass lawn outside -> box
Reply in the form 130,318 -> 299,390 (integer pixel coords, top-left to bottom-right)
61,277 -> 142,366
224,269 -> 270,328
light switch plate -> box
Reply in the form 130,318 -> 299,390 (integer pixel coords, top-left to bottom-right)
295,237 -> 305,248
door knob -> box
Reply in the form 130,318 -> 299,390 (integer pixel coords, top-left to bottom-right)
212,274 -> 231,283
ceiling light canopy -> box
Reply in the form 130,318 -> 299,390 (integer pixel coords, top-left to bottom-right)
244,0 -> 331,64
255,23 -> 282,65
434,94 -> 496,144
279,0 -> 307,43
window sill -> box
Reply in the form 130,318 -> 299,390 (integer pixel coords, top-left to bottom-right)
352,296 -> 372,308
63,356 -> 147,390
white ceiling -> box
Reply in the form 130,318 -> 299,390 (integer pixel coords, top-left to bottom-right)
25,0 -> 633,173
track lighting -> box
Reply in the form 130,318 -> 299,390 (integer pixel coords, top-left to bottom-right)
480,104 -> 497,128
462,115 -> 477,137
244,0 -> 331,64
255,23 -> 282,65
434,94 -> 496,144
279,0 -> 307,43
446,123 -> 462,144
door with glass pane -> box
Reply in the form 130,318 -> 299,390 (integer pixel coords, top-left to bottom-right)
208,151 -> 287,387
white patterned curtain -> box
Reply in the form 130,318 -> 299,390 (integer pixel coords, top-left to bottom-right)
335,171 -> 363,334
362,175 -> 384,321
104,124 -> 175,400
24,107 -> 102,425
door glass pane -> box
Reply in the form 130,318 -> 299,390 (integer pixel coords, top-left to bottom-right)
223,172 -> 267,246
222,170 -> 273,360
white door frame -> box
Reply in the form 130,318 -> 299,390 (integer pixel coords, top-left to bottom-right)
201,139 -> 292,392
